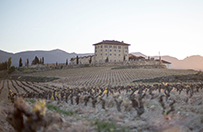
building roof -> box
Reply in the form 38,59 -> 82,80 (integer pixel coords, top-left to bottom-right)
155,59 -> 171,64
129,53 -> 147,59
93,40 -> 131,46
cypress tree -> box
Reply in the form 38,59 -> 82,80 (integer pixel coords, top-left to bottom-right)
19,58 -> 23,67
76,56 -> 79,65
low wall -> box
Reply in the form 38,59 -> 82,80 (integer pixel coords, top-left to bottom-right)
69,60 -> 166,69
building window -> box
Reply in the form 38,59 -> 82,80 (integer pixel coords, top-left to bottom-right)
125,50 -> 127,53
114,54 -> 116,56
114,60 -> 116,62
101,54 -> 102,55
125,54 -> 127,56
101,49 -> 102,51
95,47 -> 97,49
104,45 -> 108,48
118,46 -> 121,49
95,50 -> 97,52
110,49 -> 112,52
101,46 -> 102,48
113,46 -> 117,48
114,50 -> 116,52
109,46 -> 112,48
110,60 -> 111,62
119,50 -> 120,52
125,47 -> 128,49
95,54 -> 97,56
105,53 -> 107,56
105,49 -> 107,51
118,54 -> 120,56
110,54 -> 112,56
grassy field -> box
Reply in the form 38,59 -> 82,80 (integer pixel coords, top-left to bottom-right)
25,67 -> 197,87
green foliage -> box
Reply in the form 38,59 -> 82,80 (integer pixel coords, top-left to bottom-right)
46,104 -> 74,116
8,66 -> 15,74
94,119 -> 116,132
8,57 -> 12,69
19,58 -> 23,67
201,116 -> 203,123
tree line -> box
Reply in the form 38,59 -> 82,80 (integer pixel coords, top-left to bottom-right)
0,57 -> 15,73
0,56 -> 45,71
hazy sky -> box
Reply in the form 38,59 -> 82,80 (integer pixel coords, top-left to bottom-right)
0,0 -> 203,60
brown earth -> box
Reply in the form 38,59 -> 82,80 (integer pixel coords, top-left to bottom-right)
0,67 -> 203,132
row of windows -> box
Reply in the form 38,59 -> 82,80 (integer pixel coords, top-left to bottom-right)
96,45 -> 127,49
95,49 -> 128,53
96,60 -> 123,62
95,54 -> 127,56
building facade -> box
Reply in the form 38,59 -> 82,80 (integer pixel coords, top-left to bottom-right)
70,55 -> 94,65
93,40 -> 130,63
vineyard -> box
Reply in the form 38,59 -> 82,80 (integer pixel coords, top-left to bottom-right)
0,67 -> 203,132
26,67 -> 196,87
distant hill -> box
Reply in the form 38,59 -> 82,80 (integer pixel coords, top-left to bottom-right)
157,55 -> 203,70
0,49 -> 203,70
0,49 -> 93,67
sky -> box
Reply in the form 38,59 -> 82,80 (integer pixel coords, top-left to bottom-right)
0,0 -> 203,60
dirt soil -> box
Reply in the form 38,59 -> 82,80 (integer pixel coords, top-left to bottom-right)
1,88 -> 203,132
0,68 -> 202,132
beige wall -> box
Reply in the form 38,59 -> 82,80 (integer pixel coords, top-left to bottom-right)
94,44 -> 129,63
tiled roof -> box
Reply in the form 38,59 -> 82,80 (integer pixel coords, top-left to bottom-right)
93,40 -> 131,46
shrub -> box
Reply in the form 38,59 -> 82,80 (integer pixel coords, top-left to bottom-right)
8,66 -> 15,74
46,104 -> 73,116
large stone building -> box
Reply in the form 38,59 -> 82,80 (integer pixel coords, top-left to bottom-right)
93,40 -> 130,63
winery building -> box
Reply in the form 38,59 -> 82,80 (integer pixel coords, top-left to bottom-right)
93,40 -> 131,63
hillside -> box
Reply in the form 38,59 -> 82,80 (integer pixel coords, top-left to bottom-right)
0,49 -> 93,67
153,55 -> 203,70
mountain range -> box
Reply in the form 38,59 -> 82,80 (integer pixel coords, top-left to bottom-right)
0,49 -> 93,67
0,49 -> 202,70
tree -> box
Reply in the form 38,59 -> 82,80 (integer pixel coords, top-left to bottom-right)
26,58 -> 29,67
89,56 -> 92,64
8,57 -> 12,69
0,61 -> 8,70
19,58 -> 23,67
42,57 -> 44,64
66,59 -> 68,65
76,56 -> 79,65
105,57 -> 109,63
32,56 -> 40,65
8,66 -> 15,74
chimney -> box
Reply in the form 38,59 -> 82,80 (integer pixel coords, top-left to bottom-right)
121,41 -> 124,43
